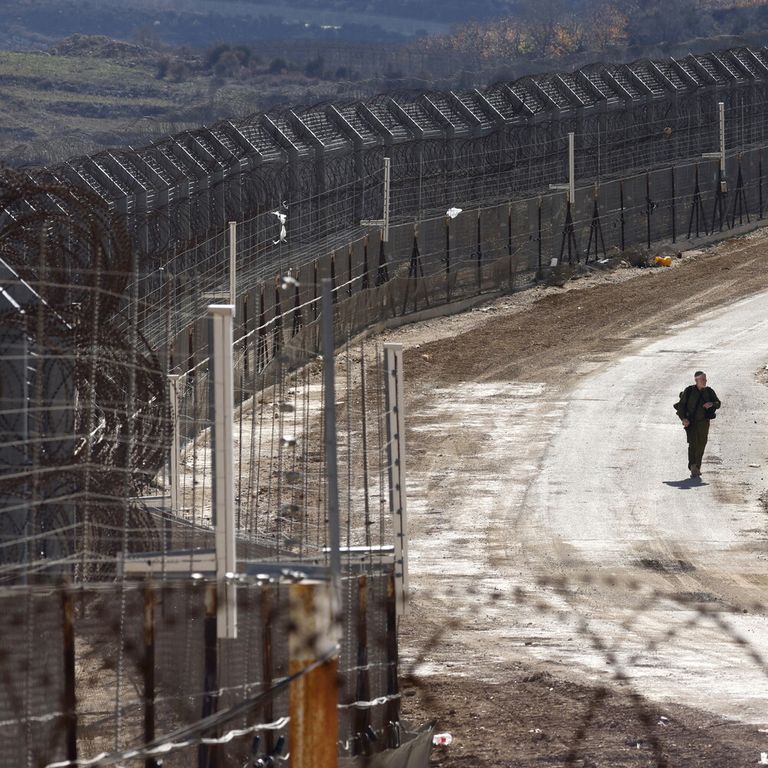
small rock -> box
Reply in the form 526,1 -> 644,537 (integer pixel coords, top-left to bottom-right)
624,246 -> 651,267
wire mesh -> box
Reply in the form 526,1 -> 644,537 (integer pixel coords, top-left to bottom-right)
5,60 -> 768,765
0,573 -> 397,767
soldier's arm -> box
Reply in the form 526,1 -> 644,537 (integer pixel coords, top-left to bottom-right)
708,388 -> 721,410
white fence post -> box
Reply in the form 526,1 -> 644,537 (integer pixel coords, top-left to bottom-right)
718,100 -> 727,191
383,343 -> 408,618
228,220 -> 237,311
168,373 -> 181,516
209,304 -> 237,639
382,156 -> 391,242
703,101 -> 727,191
361,156 -> 391,242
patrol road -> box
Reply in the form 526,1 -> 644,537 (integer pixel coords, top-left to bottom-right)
397,243 -> 768,728
517,288 -> 768,721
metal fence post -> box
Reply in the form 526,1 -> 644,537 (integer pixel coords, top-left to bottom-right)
168,374 -> 181,517
260,586 -> 275,754
208,304 -> 237,640
671,165 -> 677,243
383,344 -> 409,618
288,581 -> 339,768
445,214 -> 451,304
61,587 -> 77,763
568,131 -> 575,205
228,221 -> 237,311
550,132 -> 576,266
353,574 -> 371,744
537,197 -> 543,275
383,156 -> 391,243
143,583 -> 158,768
476,209 -> 482,291
198,584 -> 219,768
384,570 -> 400,747
645,171 -> 652,249
321,279 -> 342,604
619,180 -> 625,251
703,101 -> 727,230
361,156 -> 391,243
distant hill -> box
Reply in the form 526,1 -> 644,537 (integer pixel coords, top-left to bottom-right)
0,0 -> 441,51
3,0 -> 768,167
2,0 -> 767,52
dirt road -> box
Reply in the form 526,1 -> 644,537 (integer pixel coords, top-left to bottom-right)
393,231 -> 768,765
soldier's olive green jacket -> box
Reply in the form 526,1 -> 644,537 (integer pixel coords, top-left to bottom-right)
674,385 -> 722,424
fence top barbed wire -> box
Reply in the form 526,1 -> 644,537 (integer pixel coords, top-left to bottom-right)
37,46 -> 767,215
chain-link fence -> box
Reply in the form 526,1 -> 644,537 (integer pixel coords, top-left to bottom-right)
0,567 -> 399,767
5,52 -> 768,765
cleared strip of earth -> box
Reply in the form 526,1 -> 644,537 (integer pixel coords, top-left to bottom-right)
391,230 -> 768,767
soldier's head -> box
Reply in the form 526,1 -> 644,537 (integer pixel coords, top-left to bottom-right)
694,370 -> 707,390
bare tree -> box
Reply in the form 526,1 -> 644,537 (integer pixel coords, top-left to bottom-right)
517,0 -> 569,56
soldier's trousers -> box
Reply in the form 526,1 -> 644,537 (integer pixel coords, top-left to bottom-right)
687,420 -> 710,469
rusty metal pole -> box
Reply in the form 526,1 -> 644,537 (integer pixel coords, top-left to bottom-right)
288,581 -> 339,768
260,585 -> 275,754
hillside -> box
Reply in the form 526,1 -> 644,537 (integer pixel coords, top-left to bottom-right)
0,37 -> 375,167
0,0 -> 428,50
5,0 -> 768,168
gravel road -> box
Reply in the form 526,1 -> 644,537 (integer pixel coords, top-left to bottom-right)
394,231 -> 768,764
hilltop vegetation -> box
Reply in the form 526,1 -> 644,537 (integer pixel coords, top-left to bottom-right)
0,36 -> 380,167
0,0 -> 423,50
425,0 -> 768,59
3,0 -> 768,167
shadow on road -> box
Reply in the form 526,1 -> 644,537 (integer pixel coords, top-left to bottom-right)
663,478 -> 708,489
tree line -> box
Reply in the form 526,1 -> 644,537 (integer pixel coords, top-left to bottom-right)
421,0 -> 768,60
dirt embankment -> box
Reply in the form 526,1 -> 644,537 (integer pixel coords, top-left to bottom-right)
403,234 -> 768,387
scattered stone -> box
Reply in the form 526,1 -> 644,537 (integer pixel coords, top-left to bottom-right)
623,246 -> 652,267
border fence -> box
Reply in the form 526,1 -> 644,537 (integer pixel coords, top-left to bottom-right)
0,167 -> 413,764
3,45 -> 768,767
153,136 -> 768,391
0,570 -> 402,768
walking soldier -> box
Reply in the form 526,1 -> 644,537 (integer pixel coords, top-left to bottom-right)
674,370 -> 721,478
